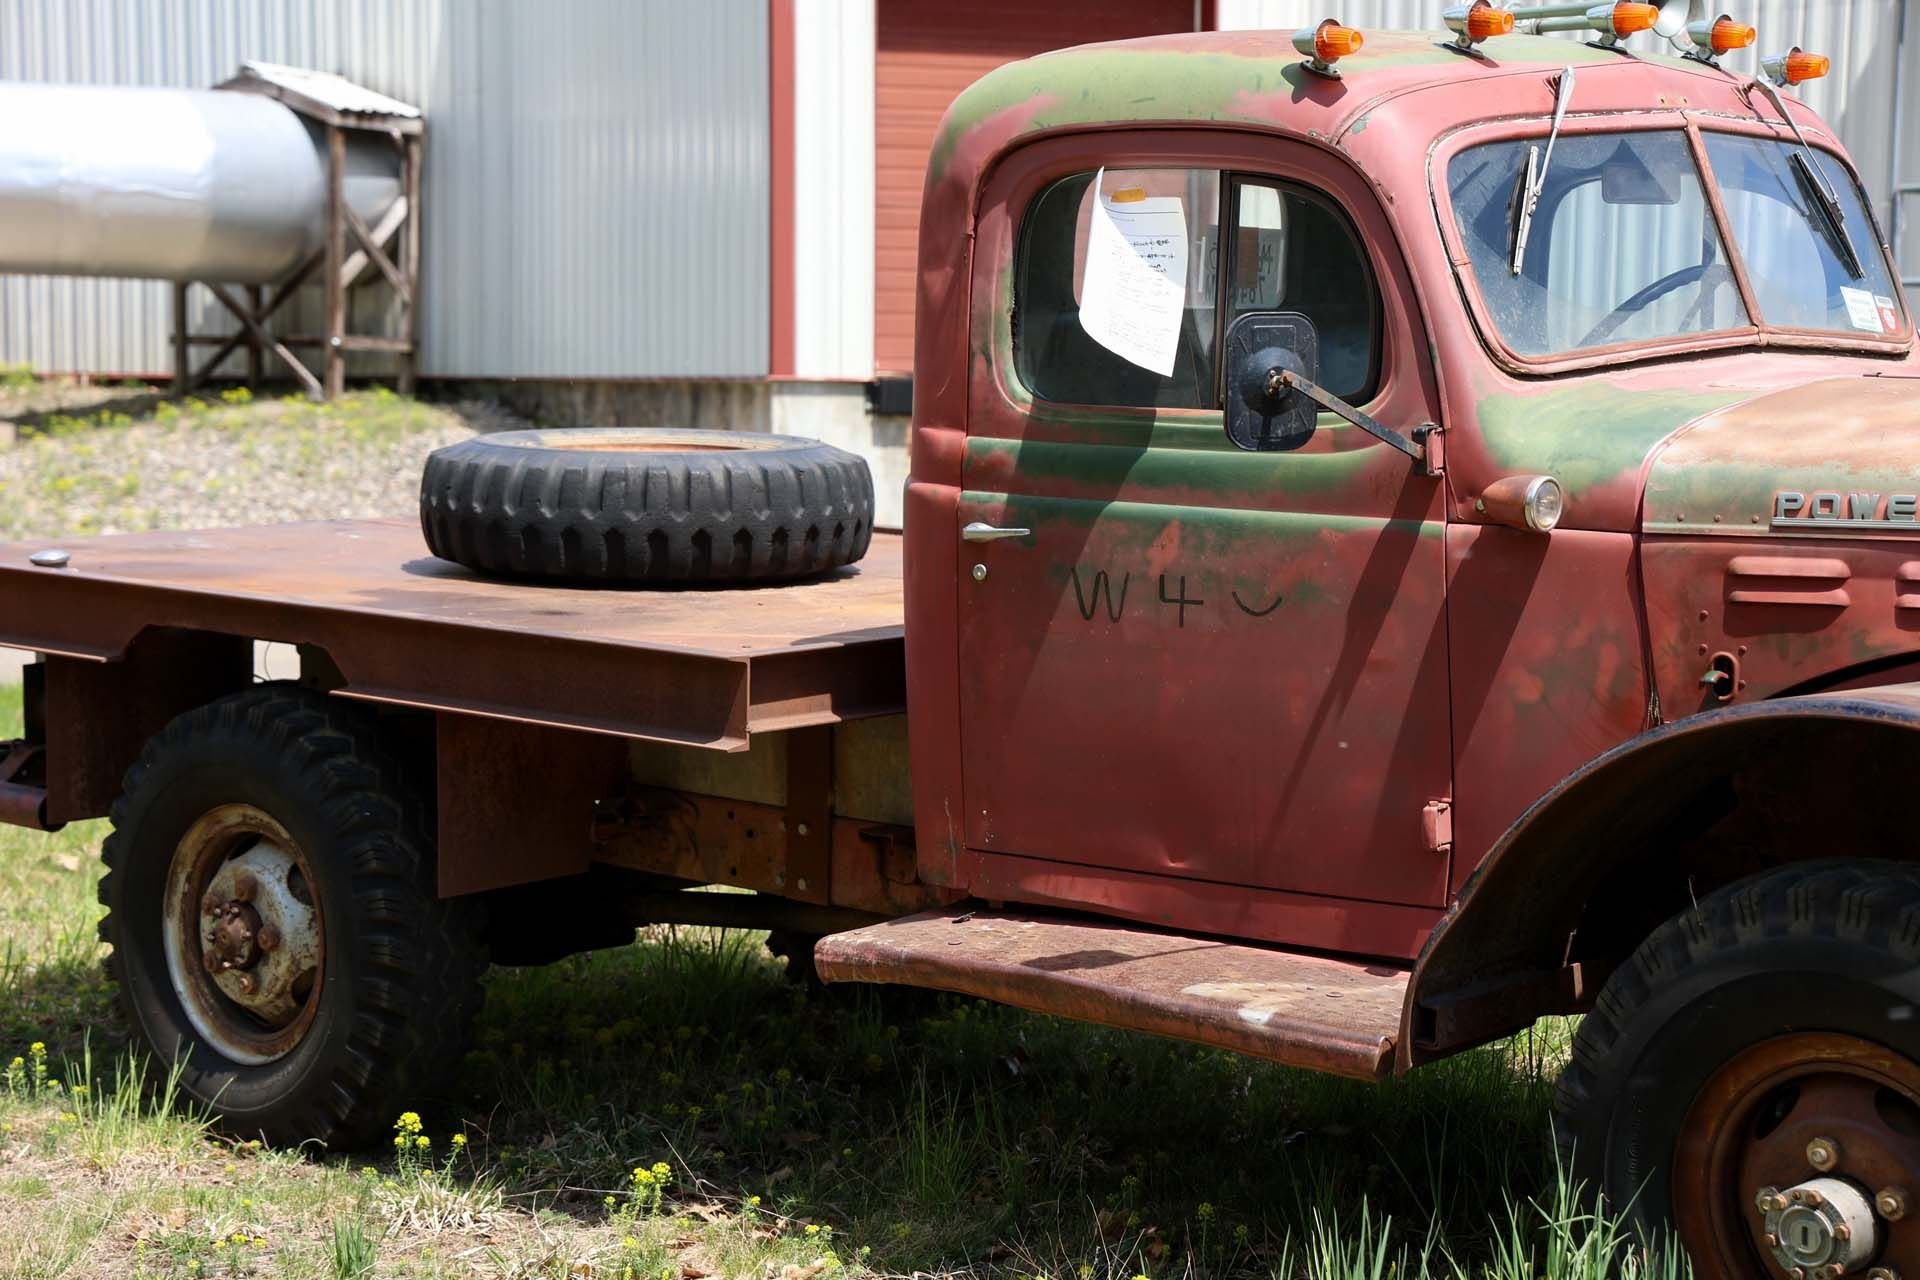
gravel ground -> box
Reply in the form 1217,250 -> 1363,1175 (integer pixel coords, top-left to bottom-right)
0,379 -> 531,543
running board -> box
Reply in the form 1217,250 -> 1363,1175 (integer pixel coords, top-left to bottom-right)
814,905 -> 1409,1080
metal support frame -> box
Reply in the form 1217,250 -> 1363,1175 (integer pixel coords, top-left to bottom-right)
172,111 -> 422,402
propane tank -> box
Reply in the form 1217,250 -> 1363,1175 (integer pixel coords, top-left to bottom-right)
0,80 -> 400,285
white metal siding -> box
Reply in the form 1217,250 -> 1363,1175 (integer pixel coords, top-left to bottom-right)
0,0 -> 770,378
1215,0 -> 1919,302
792,0 -> 875,380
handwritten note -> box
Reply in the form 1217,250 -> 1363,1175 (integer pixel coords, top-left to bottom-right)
1078,168 -> 1189,377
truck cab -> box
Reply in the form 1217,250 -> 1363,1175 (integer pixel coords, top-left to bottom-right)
886,19 -> 1918,1275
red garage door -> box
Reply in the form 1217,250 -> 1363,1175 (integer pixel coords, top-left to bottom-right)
874,0 -> 1199,376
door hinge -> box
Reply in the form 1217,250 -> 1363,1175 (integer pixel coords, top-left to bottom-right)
1423,799 -> 1453,855
1413,424 -> 1445,477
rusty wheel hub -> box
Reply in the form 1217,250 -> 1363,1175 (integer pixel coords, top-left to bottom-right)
162,805 -> 324,1066
1676,1033 -> 1920,1280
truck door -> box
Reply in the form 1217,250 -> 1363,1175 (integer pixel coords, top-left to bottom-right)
955,134 -> 1452,923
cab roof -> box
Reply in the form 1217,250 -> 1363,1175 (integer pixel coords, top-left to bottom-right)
929,26 -> 1769,186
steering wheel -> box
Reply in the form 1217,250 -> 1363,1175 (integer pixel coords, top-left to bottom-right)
1578,262 -> 1737,348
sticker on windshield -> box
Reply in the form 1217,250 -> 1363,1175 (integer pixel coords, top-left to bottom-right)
1841,286 -> 1886,334
1078,168 -> 1188,377
1877,295 -> 1903,333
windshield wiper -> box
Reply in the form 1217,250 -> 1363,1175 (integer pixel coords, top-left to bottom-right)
1751,78 -> 1865,279
1509,65 -> 1576,276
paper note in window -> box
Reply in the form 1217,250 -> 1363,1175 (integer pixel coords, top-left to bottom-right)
1079,168 -> 1188,377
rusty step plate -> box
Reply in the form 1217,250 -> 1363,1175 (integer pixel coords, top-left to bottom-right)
815,906 -> 1409,1080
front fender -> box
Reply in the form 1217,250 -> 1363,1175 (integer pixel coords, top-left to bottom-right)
1401,684 -> 1920,1070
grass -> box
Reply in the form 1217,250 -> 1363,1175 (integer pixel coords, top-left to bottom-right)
0,383 -> 479,543
0,678 -> 1690,1280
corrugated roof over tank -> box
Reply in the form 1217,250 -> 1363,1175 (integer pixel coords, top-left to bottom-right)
0,0 -> 770,379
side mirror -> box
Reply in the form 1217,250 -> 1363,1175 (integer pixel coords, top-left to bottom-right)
1223,312 -> 1321,452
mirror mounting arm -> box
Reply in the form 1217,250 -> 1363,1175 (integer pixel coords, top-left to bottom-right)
1273,370 -> 1442,476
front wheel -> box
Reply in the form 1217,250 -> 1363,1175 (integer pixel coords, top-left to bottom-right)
1556,861 -> 1920,1280
99,686 -> 486,1148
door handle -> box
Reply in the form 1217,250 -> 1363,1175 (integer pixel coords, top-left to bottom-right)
962,521 -> 1031,543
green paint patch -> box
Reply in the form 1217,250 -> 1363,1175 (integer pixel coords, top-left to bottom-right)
966,421 -> 1412,505
930,32 -> 1620,181
1477,383 -> 1753,497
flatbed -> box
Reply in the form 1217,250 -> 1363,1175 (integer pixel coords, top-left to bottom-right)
0,518 -> 906,751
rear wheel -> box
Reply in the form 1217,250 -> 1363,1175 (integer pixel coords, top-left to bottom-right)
100,686 -> 486,1148
1556,861 -> 1920,1279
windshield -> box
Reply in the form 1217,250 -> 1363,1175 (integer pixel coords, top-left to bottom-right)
1447,128 -> 1906,359
1704,134 -> 1902,335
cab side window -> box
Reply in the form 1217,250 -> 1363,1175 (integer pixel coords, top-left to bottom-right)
1014,168 -> 1221,409
1013,167 -> 1379,409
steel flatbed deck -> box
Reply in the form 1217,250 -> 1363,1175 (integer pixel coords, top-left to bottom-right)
0,519 -> 906,751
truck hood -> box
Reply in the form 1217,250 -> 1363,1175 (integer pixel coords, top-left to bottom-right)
1643,376 -> 1920,537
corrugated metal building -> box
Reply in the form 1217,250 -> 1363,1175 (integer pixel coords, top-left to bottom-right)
2,0 -> 1915,521
0,0 -> 769,378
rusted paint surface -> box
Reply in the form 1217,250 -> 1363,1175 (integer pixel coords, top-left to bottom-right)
0,520 -> 905,752
1638,376 -> 1920,713
1643,377 -> 1920,537
959,847 -> 1441,961
1643,537 -> 1920,715
591,788 -> 955,918
1444,524 -> 1650,895
43,631 -> 251,825
594,791 -> 796,897
436,713 -> 625,897
815,905 -> 1409,1080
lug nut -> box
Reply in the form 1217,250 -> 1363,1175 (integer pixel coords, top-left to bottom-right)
201,891 -> 222,916
1869,1269 -> 1902,1280
1807,1136 -> 1841,1171
202,950 -> 224,975
256,924 -> 280,953
1879,1187 -> 1910,1222
1757,1185 -> 1782,1212
234,972 -> 256,995
231,872 -> 258,903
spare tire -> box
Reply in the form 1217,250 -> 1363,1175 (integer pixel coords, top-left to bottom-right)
420,428 -> 875,585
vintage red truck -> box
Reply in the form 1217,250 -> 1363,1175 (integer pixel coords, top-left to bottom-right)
1,5 -> 1916,1276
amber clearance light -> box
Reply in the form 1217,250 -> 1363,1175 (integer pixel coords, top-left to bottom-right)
1763,46 -> 1830,86
1601,2 -> 1659,37
1293,19 -> 1364,76
1444,1 -> 1515,49
1682,12 -> 1757,64
1706,15 -> 1757,53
